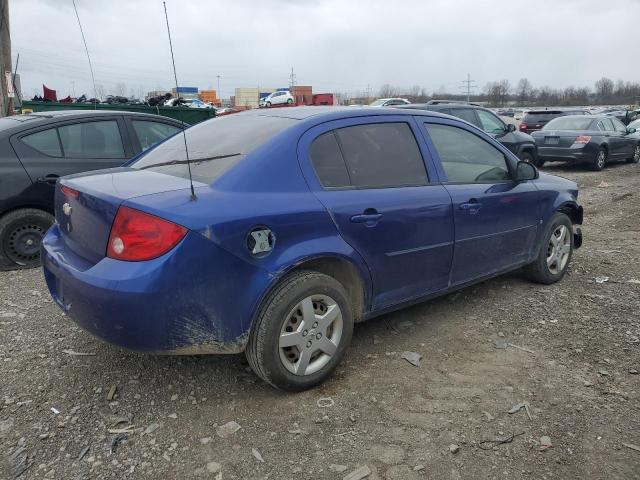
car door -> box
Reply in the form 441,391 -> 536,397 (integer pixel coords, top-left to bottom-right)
126,118 -> 182,154
600,118 -> 623,158
422,119 -> 540,285
298,116 -> 454,310
610,117 -> 635,157
11,117 -> 131,208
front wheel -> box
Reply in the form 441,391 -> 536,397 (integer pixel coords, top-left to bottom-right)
626,145 -> 640,164
246,271 -> 353,391
0,208 -> 55,270
286,98 -> 293,104
266,101 -> 271,107
523,212 -> 573,284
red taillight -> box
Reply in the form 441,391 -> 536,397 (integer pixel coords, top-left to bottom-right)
107,206 -> 187,261
574,135 -> 592,144
61,186 -> 79,198
519,123 -> 527,130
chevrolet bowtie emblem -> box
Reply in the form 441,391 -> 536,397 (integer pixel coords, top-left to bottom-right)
62,203 -> 72,216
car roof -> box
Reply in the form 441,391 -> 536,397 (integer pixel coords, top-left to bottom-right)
235,106 -> 451,122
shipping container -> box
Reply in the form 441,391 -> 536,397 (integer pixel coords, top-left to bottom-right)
312,93 -> 337,106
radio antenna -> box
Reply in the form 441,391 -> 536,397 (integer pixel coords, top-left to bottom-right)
163,1 -> 196,201
72,0 -> 97,109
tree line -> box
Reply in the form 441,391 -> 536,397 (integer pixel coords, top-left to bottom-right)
371,77 -> 640,107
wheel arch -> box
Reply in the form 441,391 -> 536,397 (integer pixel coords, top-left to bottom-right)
556,201 -> 583,225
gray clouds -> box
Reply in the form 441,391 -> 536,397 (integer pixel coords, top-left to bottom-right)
10,0 -> 640,99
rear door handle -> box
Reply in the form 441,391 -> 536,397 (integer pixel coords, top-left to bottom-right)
37,174 -> 60,184
350,209 -> 382,225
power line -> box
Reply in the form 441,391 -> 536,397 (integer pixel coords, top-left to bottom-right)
459,73 -> 477,102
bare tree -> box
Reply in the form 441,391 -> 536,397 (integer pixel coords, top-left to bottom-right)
594,77 -> 614,100
516,78 -> 533,104
94,84 -> 105,101
114,82 -> 127,97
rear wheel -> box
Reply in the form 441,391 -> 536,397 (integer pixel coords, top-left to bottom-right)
626,145 -> 640,164
0,209 -> 54,270
524,212 -> 573,284
246,270 -> 353,391
286,98 -> 293,104
591,147 -> 607,171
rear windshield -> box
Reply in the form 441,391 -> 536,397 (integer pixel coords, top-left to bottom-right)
522,111 -> 565,122
543,117 -> 594,130
132,114 -> 295,183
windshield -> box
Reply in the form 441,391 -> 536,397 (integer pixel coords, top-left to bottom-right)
543,117 -> 594,130
132,113 -> 296,183
369,99 -> 386,106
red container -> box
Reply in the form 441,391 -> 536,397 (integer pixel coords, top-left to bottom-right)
312,93 -> 336,106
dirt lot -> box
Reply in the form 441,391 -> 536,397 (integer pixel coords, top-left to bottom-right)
1,161 -> 639,480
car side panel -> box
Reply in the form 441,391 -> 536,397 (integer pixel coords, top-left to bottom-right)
0,137 -> 37,216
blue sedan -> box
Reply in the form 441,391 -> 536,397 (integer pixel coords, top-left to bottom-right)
41,107 -> 583,391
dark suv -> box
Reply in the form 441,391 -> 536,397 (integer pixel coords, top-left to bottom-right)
397,101 -> 538,164
519,109 -> 590,134
0,110 -> 186,269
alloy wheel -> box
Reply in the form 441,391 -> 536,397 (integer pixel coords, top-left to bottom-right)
278,295 -> 343,376
546,225 -> 571,275
596,150 -> 606,169
634,146 -> 640,162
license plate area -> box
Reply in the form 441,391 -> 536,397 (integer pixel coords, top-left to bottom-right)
545,136 -> 560,145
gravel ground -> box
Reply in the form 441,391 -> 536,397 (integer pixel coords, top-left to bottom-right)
1,161 -> 639,480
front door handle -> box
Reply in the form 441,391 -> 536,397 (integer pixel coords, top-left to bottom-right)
350,209 -> 382,225
37,174 -> 60,184
459,198 -> 481,214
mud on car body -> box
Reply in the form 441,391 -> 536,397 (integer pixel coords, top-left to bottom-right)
42,107 -> 583,391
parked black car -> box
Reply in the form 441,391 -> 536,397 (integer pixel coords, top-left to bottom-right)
519,108 -> 590,134
0,110 -> 186,269
531,115 -> 640,170
397,102 -> 539,164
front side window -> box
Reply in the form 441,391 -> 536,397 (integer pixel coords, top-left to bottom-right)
58,120 -> 125,159
132,121 -> 181,152
21,128 -> 62,157
425,123 -> 511,183
611,118 -> 627,133
476,110 -> 506,134
601,118 -> 615,131
450,108 -> 479,127
333,123 -> 427,188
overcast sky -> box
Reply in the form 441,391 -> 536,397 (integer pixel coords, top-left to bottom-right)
9,0 -> 640,99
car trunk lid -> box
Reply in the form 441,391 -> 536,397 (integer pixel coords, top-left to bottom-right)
55,168 -> 198,264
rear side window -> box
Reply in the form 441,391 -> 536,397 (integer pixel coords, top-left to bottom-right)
326,123 -> 427,188
309,132 -> 350,188
132,121 -> 181,152
21,128 -> 62,157
425,123 -> 510,183
58,121 -> 125,159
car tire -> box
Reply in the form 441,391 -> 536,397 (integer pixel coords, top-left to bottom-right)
626,144 -> 640,164
246,270 -> 354,391
0,208 -> 54,271
523,212 -> 573,285
591,147 -> 607,171
286,98 -> 293,104
266,101 -> 271,107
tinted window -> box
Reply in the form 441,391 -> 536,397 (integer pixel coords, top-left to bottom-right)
611,118 -> 627,133
425,123 -> 510,183
310,131 -> 350,188
476,109 -> 505,134
132,121 -> 181,152
452,108 -> 480,127
334,123 -> 427,188
133,114 -> 295,183
601,118 -> 615,131
522,111 -> 564,123
58,121 -> 125,159
21,128 -> 62,156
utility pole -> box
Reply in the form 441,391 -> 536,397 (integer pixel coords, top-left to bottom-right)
459,73 -> 477,103
216,74 -> 221,100
0,0 -> 12,116
289,66 -> 296,90
366,83 -> 371,101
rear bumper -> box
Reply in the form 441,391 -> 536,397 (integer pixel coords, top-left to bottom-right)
537,144 -> 596,163
42,224 -> 268,354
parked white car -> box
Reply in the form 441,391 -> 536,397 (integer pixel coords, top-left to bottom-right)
260,91 -> 295,107
369,98 -> 410,107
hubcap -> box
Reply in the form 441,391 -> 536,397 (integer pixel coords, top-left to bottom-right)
4,222 -> 46,266
546,225 -> 571,275
279,295 -> 343,376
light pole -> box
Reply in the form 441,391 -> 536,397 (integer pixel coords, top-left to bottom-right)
216,74 -> 221,103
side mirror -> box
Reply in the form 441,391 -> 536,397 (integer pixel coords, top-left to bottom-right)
515,160 -> 538,181
627,127 -> 637,134
506,123 -> 516,133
